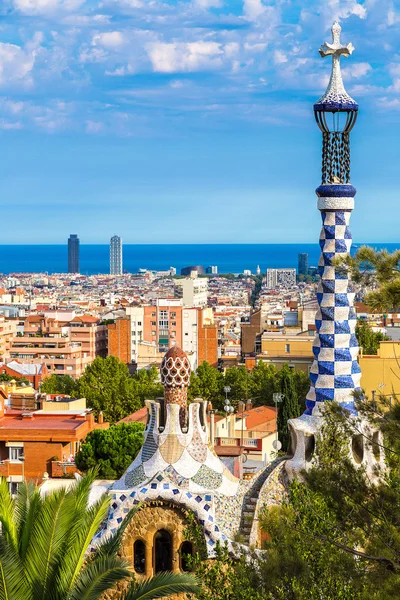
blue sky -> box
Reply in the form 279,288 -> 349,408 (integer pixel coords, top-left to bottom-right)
0,0 -> 399,244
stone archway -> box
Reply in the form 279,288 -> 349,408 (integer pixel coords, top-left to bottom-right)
121,501 -> 195,578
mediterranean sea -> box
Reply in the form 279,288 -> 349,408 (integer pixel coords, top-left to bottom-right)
0,243 -> 399,276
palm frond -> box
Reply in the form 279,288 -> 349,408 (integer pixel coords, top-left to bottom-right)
0,537 -> 30,600
0,479 -> 17,552
17,485 -> 42,561
68,556 -> 131,600
122,572 -> 200,600
56,493 -> 112,595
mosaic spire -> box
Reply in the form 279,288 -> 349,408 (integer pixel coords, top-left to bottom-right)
285,23 -> 369,480
160,345 -> 191,426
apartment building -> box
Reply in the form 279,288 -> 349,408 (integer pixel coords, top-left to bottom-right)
108,301 -> 218,370
266,268 -> 296,289
0,316 -> 16,361
175,273 -> 208,308
8,314 -> 107,379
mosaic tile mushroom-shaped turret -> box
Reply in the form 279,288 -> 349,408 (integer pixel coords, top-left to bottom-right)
161,345 -> 191,427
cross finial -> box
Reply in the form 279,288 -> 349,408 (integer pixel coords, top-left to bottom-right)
314,21 -> 357,111
319,21 -> 354,60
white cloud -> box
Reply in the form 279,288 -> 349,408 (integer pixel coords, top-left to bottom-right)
342,62 -> 372,78
0,41 -> 38,86
86,120 -> 103,133
243,0 -> 267,20
105,64 -> 135,76
0,119 -> 23,130
274,50 -> 288,65
13,0 -> 86,15
147,41 -> 224,73
194,0 -> 222,8
92,31 -> 125,49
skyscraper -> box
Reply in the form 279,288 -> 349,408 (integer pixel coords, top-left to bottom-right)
110,235 -> 123,275
298,253 -> 309,275
68,234 -> 80,274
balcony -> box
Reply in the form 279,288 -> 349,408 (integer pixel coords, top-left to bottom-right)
215,437 -> 263,451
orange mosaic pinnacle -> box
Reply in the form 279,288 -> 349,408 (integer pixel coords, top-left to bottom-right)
160,346 -> 191,425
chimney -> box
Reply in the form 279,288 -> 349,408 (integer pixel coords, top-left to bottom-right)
246,399 -> 252,411
98,411 -> 104,424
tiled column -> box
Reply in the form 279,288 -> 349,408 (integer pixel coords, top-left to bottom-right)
305,184 -> 361,415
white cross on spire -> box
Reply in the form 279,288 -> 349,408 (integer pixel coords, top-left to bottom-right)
315,22 -> 357,110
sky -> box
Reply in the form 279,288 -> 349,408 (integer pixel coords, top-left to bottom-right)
0,0 -> 399,244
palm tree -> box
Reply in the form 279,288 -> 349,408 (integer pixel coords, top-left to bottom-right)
0,473 -> 199,600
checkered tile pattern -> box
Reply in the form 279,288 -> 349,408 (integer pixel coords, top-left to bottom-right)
305,207 -> 361,415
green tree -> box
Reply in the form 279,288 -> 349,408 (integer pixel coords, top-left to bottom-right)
338,246 -> 400,311
356,321 -> 389,355
131,366 -> 163,404
40,374 -> 77,395
76,356 -> 141,423
75,422 -> 145,479
0,472 -> 199,600
223,366 -> 251,407
248,361 -> 279,407
188,361 -> 224,407
277,365 -> 301,451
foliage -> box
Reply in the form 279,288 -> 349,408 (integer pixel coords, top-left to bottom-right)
0,373 -> 29,385
75,356 -> 141,423
0,471 -> 132,600
277,365 -> 301,451
356,321 -> 389,355
337,245 -> 400,311
260,399 -> 400,599
184,513 -> 264,600
40,374 -> 77,395
189,360 -> 309,413
75,422 -> 145,479
0,471 -> 199,600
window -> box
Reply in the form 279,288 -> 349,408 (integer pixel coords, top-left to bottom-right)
172,321 -> 176,326
137,321 -> 142,326
154,530 -> 172,573
159,310 -> 168,319
151,321 -> 156,326
285,344 -> 290,353
9,482 -> 19,496
180,541 -> 193,572
171,312 -> 176,318
134,540 -> 146,574
132,331 -> 136,337
152,331 -> 156,336
159,320 -> 169,329
9,447 -> 23,461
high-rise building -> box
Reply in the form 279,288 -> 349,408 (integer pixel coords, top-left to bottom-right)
180,265 -> 204,276
298,253 -> 309,275
206,266 -> 218,274
68,234 -> 80,274
110,235 -> 123,275
266,268 -> 296,289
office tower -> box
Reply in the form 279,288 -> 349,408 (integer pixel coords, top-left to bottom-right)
206,266 -> 218,274
298,253 -> 309,275
110,235 -> 123,275
68,234 -> 80,274
256,265 -> 261,275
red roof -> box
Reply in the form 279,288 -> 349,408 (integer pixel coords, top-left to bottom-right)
118,406 -> 148,425
238,405 -> 277,430
0,412 -> 93,441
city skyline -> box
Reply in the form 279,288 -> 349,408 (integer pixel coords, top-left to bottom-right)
0,2 -> 399,244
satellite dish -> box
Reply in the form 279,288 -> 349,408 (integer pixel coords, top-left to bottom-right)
272,439 -> 282,451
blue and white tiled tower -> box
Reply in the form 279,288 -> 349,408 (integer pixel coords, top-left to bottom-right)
286,22 -> 382,479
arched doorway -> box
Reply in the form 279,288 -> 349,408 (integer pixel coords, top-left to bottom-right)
154,529 -> 172,573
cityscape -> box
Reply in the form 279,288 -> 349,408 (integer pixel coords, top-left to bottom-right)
0,3 -> 400,600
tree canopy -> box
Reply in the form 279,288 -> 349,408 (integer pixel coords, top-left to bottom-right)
277,365 -> 301,451
75,422 -> 145,479
356,321 -> 389,355
40,374 -> 77,395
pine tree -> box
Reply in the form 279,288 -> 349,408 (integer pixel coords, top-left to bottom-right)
277,365 -> 301,451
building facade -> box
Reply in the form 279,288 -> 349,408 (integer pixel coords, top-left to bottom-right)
68,234 -> 80,274
266,268 -> 296,289
110,235 -> 123,275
